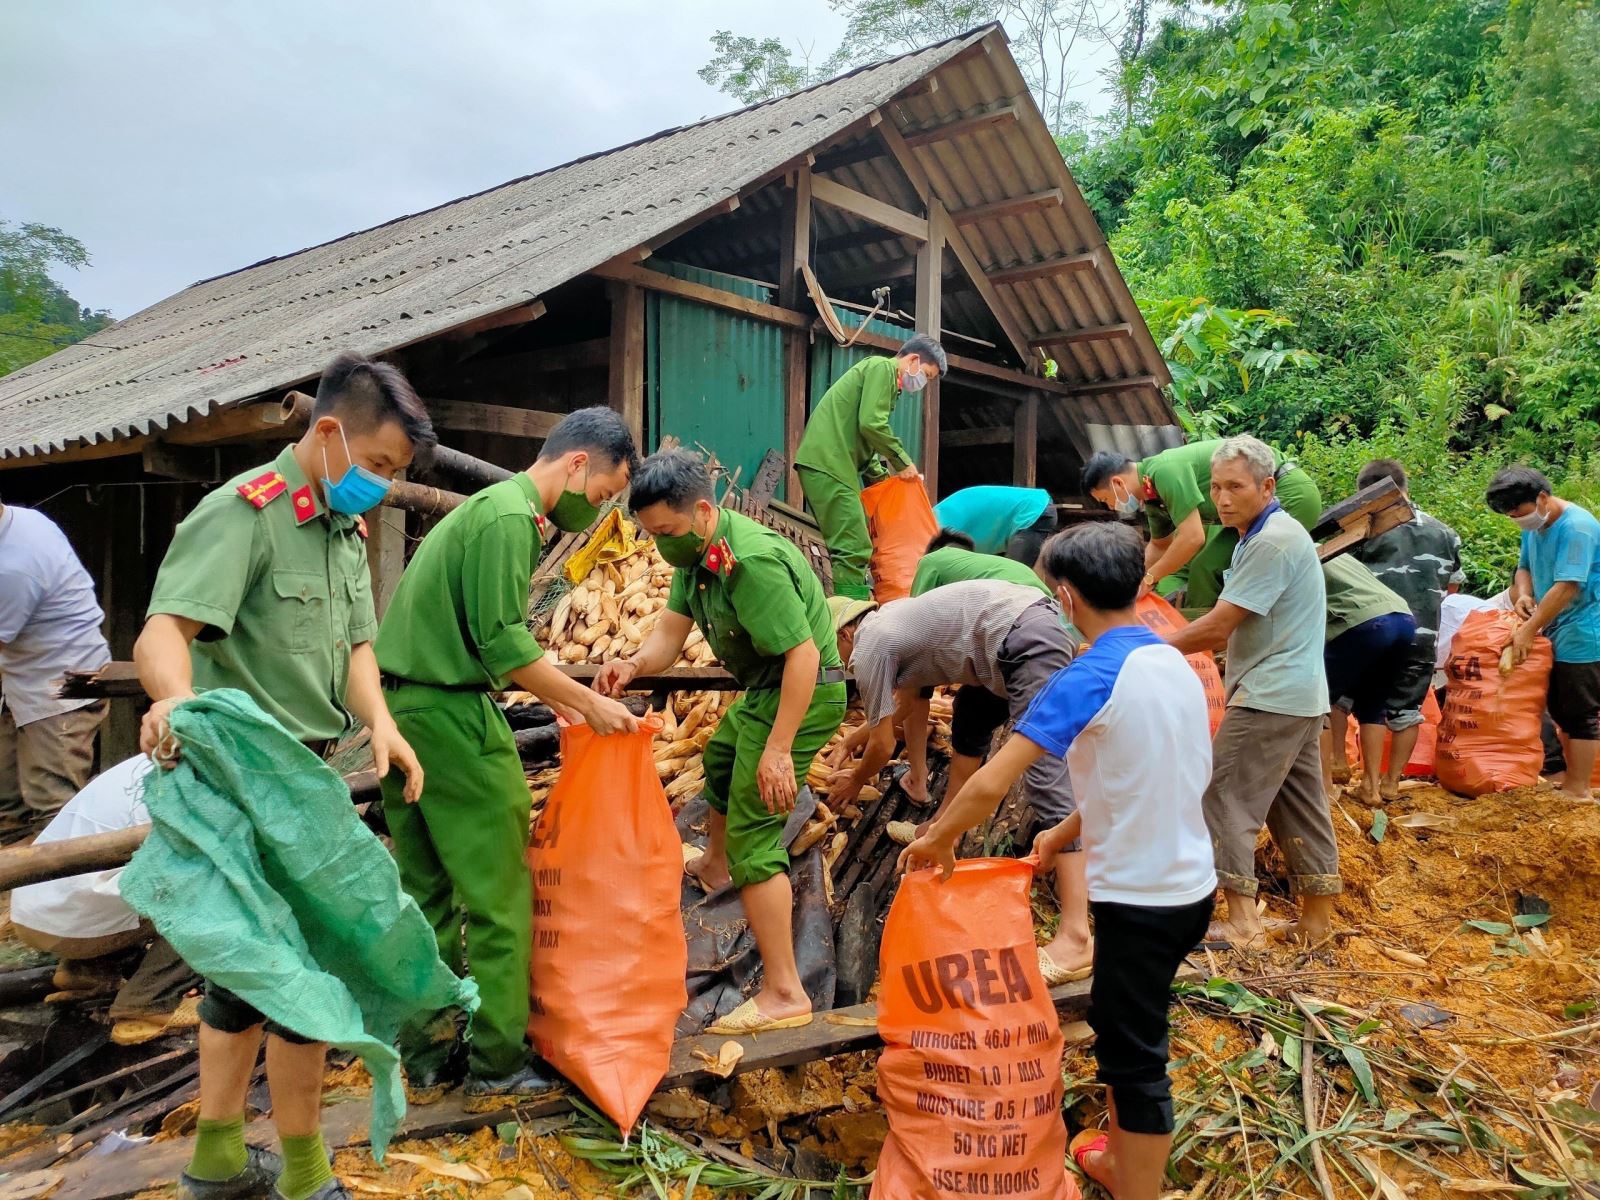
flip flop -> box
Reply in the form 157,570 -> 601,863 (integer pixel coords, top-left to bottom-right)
1069,1130 -> 1110,1181
1037,947 -> 1093,985
707,998 -> 813,1036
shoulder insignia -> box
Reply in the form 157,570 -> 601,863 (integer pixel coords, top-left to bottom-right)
291,485 -> 317,526
236,470 -> 287,509
532,505 -> 549,537
1141,476 -> 1159,503
355,514 -> 369,540
704,537 -> 738,578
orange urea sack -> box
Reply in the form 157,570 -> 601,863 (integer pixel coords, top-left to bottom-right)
1135,594 -> 1226,735
526,717 -> 687,1132
1435,610 -> 1552,797
874,858 -> 1079,1200
1343,688 -> 1443,776
861,476 -> 940,604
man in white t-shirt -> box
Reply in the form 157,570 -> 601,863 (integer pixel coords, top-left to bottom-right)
0,502 -> 112,826
12,756 -> 197,1026
902,521 -> 1215,1200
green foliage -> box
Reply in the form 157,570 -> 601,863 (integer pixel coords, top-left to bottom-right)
1150,296 -> 1318,435
0,218 -> 111,377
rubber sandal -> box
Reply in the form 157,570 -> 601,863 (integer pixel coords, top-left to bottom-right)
1069,1129 -> 1110,1176
707,998 -> 813,1035
1037,947 -> 1092,985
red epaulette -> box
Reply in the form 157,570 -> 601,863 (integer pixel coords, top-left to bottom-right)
703,537 -> 737,578
1142,476 -> 1160,502
355,514 -> 369,540
290,485 -> 317,526
236,470 -> 287,509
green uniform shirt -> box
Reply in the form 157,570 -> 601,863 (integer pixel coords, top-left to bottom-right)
666,509 -> 842,690
1321,555 -> 1411,642
794,356 -> 914,482
147,446 -> 376,744
376,473 -> 546,689
910,546 -> 1051,598
1141,439 -> 1287,540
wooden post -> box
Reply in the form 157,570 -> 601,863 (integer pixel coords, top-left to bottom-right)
607,281 -> 646,450
368,472 -> 407,621
917,200 -> 946,496
779,166 -> 813,504
1013,393 -> 1039,487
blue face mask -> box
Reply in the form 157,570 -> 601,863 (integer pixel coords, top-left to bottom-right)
320,422 -> 392,515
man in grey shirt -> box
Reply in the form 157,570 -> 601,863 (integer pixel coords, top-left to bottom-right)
826,581 -> 1090,982
0,502 -> 111,828
1166,436 -> 1339,947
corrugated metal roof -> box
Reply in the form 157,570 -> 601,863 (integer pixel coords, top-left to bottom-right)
0,25 -> 1175,460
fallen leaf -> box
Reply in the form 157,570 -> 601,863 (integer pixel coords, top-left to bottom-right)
0,1171 -> 63,1200
1398,1002 -> 1453,1029
1444,1181 -> 1524,1194
691,1039 -> 745,1078
1061,1020 -> 1095,1045
341,1178 -> 406,1196
502,1188 -> 537,1200
1392,811 -> 1455,829
825,1011 -> 878,1027
1355,1152 -> 1408,1200
385,1152 -> 491,1184
1375,943 -> 1429,968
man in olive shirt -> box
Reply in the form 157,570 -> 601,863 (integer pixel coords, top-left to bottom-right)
135,353 -> 433,1200
595,450 -> 846,1034
376,408 -> 639,1098
794,335 -> 946,599
1082,440 -> 1322,609
911,529 -> 1051,598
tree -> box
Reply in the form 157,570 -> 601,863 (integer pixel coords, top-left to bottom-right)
0,219 -> 111,377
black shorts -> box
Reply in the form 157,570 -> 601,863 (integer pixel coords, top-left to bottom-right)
199,981 -> 315,1045
950,684 -> 1010,757
1549,660 -> 1600,741
1087,896 -> 1213,1135
1325,613 -> 1426,728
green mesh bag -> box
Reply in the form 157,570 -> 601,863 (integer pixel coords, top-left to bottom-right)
120,689 -> 478,1158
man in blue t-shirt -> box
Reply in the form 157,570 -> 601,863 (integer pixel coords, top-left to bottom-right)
933,485 -> 1056,564
902,521 -> 1215,1200
1487,466 -> 1600,799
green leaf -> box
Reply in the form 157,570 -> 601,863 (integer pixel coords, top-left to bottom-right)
1355,1018 -> 1383,1036
1562,1001 -> 1595,1019
1339,1041 -> 1379,1105
1383,1106 -> 1411,1131
496,1122 -> 519,1146
1370,810 -> 1389,842
1462,920 -> 1513,936
1511,1163 -> 1569,1189
1281,1032 -> 1302,1074
1513,913 -> 1552,928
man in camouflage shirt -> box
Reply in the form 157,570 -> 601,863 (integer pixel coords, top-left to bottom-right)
1347,458 -> 1463,798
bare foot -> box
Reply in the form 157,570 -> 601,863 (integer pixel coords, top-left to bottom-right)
1288,920 -> 1335,946
1353,778 -> 1381,806
687,853 -> 733,892
1330,762 -> 1352,785
1378,778 -> 1401,803
1560,784 -> 1595,801
750,984 -> 812,1023
1325,783 -> 1344,805
1204,918 -> 1267,949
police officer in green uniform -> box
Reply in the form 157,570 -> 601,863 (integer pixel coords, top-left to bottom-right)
1081,440 -> 1323,610
595,450 -> 847,1034
911,529 -> 1052,598
795,335 -> 947,600
134,353 -> 434,1200
375,408 -> 640,1099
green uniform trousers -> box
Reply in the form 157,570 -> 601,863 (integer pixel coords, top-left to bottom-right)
381,683 -> 531,1080
1183,467 -> 1324,610
796,467 -> 873,600
705,682 -> 848,888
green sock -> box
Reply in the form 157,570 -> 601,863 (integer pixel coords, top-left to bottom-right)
276,1132 -> 334,1200
188,1115 -> 248,1182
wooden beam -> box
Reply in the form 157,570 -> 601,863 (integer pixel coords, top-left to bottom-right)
943,425 -> 1013,447
1062,373 -> 1162,395
893,75 -> 939,100
811,140 -> 887,174
504,337 -> 610,374
634,194 -> 741,258
987,251 -> 1099,287
1029,323 -> 1134,347
428,444 -> 513,488
606,280 -> 647,449
778,166 -> 812,312
917,201 -> 945,493
810,176 -> 928,242
902,105 -> 1020,149
595,261 -> 810,332
140,441 -> 220,482
429,399 -> 562,440
164,391 -> 312,446
951,189 -> 1064,226
1013,394 -> 1039,486
443,300 -> 545,340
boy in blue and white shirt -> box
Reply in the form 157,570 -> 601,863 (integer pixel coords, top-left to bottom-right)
903,521 -> 1215,1200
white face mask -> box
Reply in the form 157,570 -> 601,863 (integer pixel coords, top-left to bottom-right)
900,365 -> 928,393
1111,480 -> 1141,519
1513,500 -> 1548,532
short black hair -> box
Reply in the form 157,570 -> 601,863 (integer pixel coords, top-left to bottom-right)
926,528 -> 976,554
313,352 -> 436,454
1039,523 -> 1145,611
1486,465 -> 1553,514
899,334 -> 948,374
1358,458 -> 1407,492
1081,450 -> 1136,495
537,406 -> 641,473
629,449 -> 714,514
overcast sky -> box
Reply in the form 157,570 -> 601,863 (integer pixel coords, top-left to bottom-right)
3,2 -> 1116,320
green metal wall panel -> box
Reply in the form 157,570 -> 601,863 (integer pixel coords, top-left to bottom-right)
645,260 -> 785,487
808,310 -> 922,467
